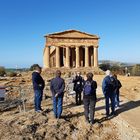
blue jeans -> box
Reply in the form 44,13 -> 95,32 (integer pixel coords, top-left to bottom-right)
53,96 -> 63,118
34,90 -> 43,111
115,92 -> 120,107
105,93 -> 115,115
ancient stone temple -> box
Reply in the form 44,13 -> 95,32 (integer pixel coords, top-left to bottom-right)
43,30 -> 100,69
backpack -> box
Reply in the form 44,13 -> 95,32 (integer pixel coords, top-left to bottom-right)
83,81 -> 93,95
109,76 -> 116,92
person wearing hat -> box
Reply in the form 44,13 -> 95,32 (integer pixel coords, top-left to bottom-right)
102,70 -> 116,117
50,70 -> 65,119
32,65 -> 45,112
73,72 -> 84,105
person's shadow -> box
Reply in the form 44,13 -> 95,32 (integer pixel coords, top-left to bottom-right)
61,112 -> 84,122
116,100 -> 140,114
96,96 -> 105,102
97,99 -> 140,123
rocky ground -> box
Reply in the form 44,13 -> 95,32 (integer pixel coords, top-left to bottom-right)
0,72 -> 140,140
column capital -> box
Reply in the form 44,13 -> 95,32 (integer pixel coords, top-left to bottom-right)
84,45 -> 90,48
45,44 -> 49,47
93,45 -> 99,48
43,45 -> 50,68
55,45 -> 59,48
75,45 -> 81,48
45,45 -> 51,50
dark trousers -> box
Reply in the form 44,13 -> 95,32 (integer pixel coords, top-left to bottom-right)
53,96 -> 63,118
75,91 -> 82,105
34,90 -> 43,111
83,95 -> 96,122
105,93 -> 115,115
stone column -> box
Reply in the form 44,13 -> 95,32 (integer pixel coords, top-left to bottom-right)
76,47 -> 80,68
91,47 -> 94,67
72,48 -> 76,67
43,45 -> 50,68
85,46 -> 89,67
63,48 -> 66,67
65,47 -> 70,68
94,46 -> 98,67
56,46 -> 60,68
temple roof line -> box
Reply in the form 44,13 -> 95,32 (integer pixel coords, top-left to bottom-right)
44,29 -> 100,39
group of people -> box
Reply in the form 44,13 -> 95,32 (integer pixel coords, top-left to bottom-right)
102,70 -> 122,117
32,65 -> 122,125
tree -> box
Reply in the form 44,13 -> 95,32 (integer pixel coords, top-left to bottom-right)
0,67 -> 6,76
99,63 -> 111,71
132,64 -> 140,76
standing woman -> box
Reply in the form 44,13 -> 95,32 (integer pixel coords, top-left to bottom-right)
83,72 -> 97,124
113,74 -> 122,107
73,72 -> 84,105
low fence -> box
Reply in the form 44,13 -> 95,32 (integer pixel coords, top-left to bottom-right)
0,78 -> 76,112
0,85 -> 33,112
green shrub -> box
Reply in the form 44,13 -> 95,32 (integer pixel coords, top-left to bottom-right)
131,64 -> 140,76
0,66 -> 6,76
99,63 -> 111,71
6,71 -> 17,77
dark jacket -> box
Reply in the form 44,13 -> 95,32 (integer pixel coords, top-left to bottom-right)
102,75 -> 116,95
73,75 -> 83,92
32,72 -> 45,91
83,80 -> 97,101
115,79 -> 122,94
50,76 -> 65,97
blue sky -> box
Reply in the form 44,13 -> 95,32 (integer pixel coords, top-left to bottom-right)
0,0 -> 140,68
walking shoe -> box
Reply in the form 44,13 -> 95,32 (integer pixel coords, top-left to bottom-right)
110,112 -> 117,116
35,110 -> 42,113
85,119 -> 90,124
57,115 -> 61,119
39,108 -> 43,111
90,120 -> 94,125
105,113 -> 110,118
54,115 -> 57,119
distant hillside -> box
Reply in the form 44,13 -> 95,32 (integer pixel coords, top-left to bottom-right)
6,68 -> 29,72
99,60 -> 136,67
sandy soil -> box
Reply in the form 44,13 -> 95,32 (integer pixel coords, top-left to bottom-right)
0,72 -> 140,140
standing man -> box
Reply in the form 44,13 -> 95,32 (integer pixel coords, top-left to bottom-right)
83,72 -> 97,124
102,70 -> 116,117
50,70 -> 65,119
73,72 -> 83,105
32,65 -> 45,112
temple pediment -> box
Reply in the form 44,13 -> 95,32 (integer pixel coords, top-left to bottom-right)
45,30 -> 99,39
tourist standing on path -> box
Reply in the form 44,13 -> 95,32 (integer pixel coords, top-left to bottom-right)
102,70 -> 117,117
32,65 -> 45,112
113,74 -> 122,107
83,72 -> 97,124
50,70 -> 65,119
73,72 -> 84,105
